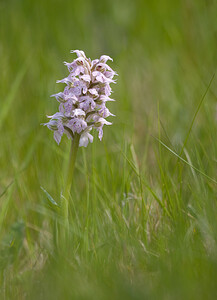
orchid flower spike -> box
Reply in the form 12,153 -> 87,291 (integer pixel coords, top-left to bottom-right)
43,50 -> 117,147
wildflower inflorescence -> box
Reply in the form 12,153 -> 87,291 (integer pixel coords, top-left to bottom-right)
44,50 -> 117,147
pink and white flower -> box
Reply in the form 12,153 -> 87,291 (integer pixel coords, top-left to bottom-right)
43,50 -> 117,146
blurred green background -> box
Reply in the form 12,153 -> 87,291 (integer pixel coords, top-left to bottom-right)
1,0 -> 217,299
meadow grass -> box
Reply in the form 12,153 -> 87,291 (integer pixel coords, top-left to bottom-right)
1,0 -> 217,299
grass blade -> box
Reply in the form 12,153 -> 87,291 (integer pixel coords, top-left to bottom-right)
0,63 -> 28,130
153,136 -> 217,185
179,74 -> 215,157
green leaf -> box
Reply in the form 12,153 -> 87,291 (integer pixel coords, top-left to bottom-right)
40,186 -> 59,207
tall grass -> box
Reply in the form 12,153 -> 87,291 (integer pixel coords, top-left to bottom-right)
0,0 -> 217,299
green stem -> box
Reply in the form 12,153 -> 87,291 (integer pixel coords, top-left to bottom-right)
62,133 -> 80,238
65,133 -> 80,200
